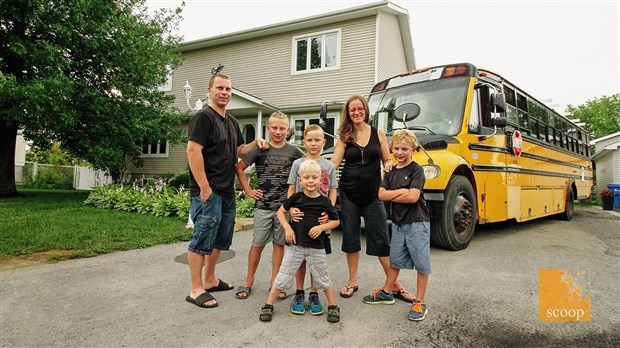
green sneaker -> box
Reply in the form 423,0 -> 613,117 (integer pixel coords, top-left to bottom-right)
362,288 -> 395,305
327,305 -> 340,323
408,301 -> 428,321
259,304 -> 274,322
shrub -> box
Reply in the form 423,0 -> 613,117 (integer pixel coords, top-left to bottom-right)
85,179 -> 251,220
22,164 -> 74,189
168,170 -> 190,189
236,196 -> 255,218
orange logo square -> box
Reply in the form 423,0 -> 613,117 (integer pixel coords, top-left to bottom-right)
539,268 -> 591,322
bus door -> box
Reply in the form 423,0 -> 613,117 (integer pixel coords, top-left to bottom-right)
467,83 -> 509,223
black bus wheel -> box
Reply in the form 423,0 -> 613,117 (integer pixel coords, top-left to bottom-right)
560,186 -> 574,221
431,176 -> 477,251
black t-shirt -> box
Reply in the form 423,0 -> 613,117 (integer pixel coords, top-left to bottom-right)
339,127 -> 382,207
380,161 -> 430,224
187,106 -> 244,197
283,192 -> 339,249
240,144 -> 303,211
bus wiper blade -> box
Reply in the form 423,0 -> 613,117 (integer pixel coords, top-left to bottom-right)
408,126 -> 435,135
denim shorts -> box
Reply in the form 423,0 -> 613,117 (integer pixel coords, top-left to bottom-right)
339,190 -> 390,257
273,245 -> 331,290
188,194 -> 235,255
390,222 -> 431,274
252,208 -> 285,247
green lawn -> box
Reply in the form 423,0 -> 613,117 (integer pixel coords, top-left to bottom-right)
0,189 -> 191,263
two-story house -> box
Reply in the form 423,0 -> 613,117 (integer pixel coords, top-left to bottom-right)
591,131 -> 620,195
125,0 -> 415,180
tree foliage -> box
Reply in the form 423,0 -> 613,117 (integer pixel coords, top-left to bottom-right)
26,141 -> 88,166
0,0 -> 186,196
566,94 -> 620,140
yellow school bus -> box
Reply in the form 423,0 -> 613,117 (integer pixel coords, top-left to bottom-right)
365,63 -> 593,250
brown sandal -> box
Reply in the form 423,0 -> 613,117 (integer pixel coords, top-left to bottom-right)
339,283 -> 359,298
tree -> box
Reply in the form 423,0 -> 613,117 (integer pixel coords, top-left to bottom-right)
0,0 -> 185,197
566,94 -> 620,140
26,141 -> 88,166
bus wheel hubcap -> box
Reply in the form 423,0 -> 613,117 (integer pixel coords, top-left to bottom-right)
453,195 -> 473,234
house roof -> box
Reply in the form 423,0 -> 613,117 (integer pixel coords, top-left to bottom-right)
229,87 -> 279,116
592,140 -> 620,160
179,1 -> 415,69
591,131 -> 620,145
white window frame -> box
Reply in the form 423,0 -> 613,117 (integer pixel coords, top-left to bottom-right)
291,29 -> 341,75
141,141 -> 169,158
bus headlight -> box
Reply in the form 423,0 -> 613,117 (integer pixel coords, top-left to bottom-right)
422,165 -> 440,179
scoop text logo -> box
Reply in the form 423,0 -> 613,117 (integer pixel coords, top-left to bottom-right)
538,268 -> 591,322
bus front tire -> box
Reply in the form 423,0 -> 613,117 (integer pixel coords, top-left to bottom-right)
431,176 -> 477,251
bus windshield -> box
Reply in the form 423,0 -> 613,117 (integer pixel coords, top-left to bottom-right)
368,76 -> 470,136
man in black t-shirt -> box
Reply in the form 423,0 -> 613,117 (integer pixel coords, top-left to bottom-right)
185,73 -> 267,309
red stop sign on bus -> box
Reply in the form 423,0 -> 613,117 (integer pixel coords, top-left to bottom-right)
512,130 -> 523,157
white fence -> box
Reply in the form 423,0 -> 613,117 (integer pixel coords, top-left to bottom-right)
15,162 -> 112,190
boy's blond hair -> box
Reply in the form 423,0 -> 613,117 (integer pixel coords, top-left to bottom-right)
299,160 -> 321,175
391,129 -> 419,150
303,124 -> 324,138
268,111 -> 289,125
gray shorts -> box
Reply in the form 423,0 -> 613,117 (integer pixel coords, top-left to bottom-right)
390,222 -> 432,274
252,208 -> 285,247
273,245 -> 332,290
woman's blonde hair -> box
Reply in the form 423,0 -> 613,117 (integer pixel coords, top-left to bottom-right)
338,95 -> 370,144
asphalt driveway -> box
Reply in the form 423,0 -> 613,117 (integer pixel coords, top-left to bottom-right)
1,207 -> 618,347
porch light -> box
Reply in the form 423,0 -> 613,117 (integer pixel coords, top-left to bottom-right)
183,80 -> 204,111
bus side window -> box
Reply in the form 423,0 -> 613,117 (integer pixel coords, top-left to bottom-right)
468,90 -> 481,134
478,86 -> 492,128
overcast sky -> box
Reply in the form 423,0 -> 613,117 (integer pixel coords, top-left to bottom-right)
146,0 -> 619,115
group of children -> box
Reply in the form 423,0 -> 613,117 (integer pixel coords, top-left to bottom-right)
235,112 -> 430,324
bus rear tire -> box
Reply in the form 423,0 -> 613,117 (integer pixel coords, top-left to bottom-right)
431,176 -> 477,251
560,186 -> 574,221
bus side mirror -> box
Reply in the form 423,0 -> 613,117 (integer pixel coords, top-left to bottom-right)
319,103 -> 328,128
478,116 -> 508,141
286,128 -> 295,142
492,116 -> 507,128
492,92 -> 506,113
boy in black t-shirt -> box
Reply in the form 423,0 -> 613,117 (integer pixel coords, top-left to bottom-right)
363,129 -> 432,321
235,112 -> 304,300
259,160 -> 341,323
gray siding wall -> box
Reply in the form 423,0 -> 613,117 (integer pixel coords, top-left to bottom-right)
173,16 -> 377,108
376,11 -> 408,82
596,151 -> 614,194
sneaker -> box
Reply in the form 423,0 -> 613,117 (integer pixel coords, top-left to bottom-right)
308,292 -> 324,315
408,301 -> 428,321
362,288 -> 395,305
259,304 -> 274,322
290,294 -> 306,315
327,305 -> 340,323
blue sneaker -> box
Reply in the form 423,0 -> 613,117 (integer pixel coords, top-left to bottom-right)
362,288 -> 395,305
408,301 -> 428,321
290,293 -> 306,315
308,292 -> 324,315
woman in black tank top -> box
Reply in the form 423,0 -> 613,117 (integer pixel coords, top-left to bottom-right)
330,95 -> 416,302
